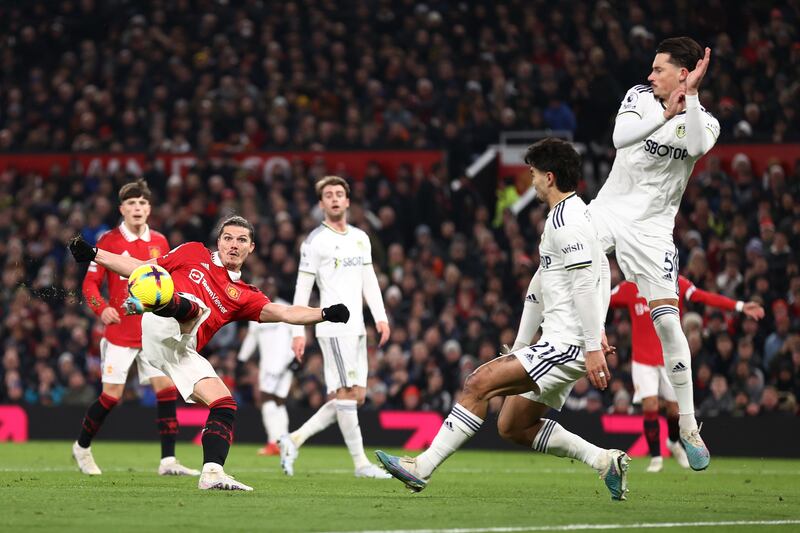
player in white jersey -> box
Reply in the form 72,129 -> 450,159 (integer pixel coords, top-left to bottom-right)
279,175 -> 391,479
588,37 -> 717,471
376,139 -> 630,501
238,278 -> 295,456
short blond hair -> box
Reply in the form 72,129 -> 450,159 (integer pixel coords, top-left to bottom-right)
315,175 -> 350,199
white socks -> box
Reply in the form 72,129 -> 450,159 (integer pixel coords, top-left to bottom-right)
262,401 -> 289,444
651,306 -> 698,431
290,399 -> 337,447
334,399 -> 370,469
417,403 -> 483,478
532,419 -> 603,470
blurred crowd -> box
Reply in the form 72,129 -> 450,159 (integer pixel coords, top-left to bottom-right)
0,0 -> 798,163
0,0 -> 799,417
1,144 -> 799,418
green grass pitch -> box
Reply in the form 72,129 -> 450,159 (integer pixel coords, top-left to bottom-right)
1,442 -> 799,532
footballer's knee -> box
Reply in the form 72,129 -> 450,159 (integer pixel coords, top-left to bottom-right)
496,416 -> 521,443
462,369 -> 491,402
101,383 -> 124,399
641,396 -> 659,413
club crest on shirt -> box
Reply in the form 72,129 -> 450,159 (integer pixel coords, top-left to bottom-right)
148,246 -> 161,259
676,124 -> 686,138
226,284 -> 241,300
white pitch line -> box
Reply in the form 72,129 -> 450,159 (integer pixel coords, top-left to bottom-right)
319,520 -> 800,533
2,467 -> 800,476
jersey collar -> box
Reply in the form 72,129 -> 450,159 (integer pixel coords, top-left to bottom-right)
211,251 -> 242,282
322,221 -> 348,235
119,222 -> 151,242
551,192 -> 577,210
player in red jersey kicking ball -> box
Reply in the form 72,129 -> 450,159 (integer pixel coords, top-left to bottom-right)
73,179 -> 197,477
69,215 -> 350,491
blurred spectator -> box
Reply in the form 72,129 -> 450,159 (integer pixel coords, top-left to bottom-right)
698,375 -> 735,417
0,0 -> 798,420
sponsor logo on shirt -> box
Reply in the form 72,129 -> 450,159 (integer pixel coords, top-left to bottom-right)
188,269 -> 229,314
334,256 -> 364,268
561,242 -> 584,254
540,255 -> 552,269
644,140 -> 688,160
189,269 -> 205,283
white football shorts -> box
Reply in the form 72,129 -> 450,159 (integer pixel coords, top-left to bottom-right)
589,204 -> 680,302
318,335 -> 367,394
100,338 -> 166,385
513,338 -> 586,410
260,350 -> 295,398
140,297 -> 217,403
631,361 -> 677,403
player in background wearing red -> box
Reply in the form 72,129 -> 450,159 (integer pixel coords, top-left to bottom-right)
69,215 -> 350,491
73,180 -> 198,477
609,275 -> 764,472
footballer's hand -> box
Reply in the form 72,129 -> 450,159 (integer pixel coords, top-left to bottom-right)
322,304 -> 350,323
101,307 -> 121,325
585,349 -> 611,390
122,296 -> 145,316
292,336 -> 306,362
69,235 -> 97,262
743,301 -> 765,320
685,47 -> 711,95
601,331 -> 617,357
663,87 -> 686,119
376,321 -> 391,347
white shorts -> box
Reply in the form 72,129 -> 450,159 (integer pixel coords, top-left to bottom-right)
318,335 -> 367,394
513,338 -> 586,410
100,338 -> 166,385
590,205 -> 680,302
260,350 -> 294,398
140,302 -> 216,403
632,361 -> 677,403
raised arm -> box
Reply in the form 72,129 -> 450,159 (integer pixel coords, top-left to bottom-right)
69,235 -> 149,277
612,85 -> 685,149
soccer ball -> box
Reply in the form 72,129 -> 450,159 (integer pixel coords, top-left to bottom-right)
127,264 -> 174,311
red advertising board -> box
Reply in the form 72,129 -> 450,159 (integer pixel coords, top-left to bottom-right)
0,150 -> 444,181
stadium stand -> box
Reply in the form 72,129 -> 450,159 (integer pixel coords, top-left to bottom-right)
0,1 -> 798,418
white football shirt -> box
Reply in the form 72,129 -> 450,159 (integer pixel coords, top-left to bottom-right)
538,194 -> 604,348
298,223 -> 373,337
238,298 -> 295,372
592,84 -> 720,233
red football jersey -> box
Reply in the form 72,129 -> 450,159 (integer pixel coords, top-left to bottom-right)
156,242 -> 270,351
609,276 -> 738,366
82,224 -> 169,348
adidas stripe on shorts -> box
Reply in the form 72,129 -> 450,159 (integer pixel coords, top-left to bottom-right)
513,338 -> 586,410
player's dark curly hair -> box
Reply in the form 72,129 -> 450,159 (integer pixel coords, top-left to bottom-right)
656,37 -> 703,70
523,138 -> 581,193
216,215 -> 255,243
